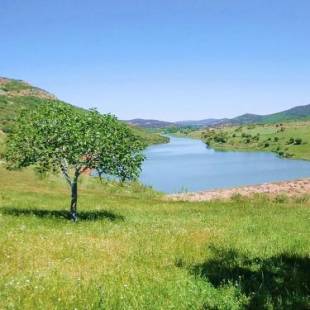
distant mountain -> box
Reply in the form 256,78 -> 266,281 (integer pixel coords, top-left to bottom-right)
228,104 -> 310,125
126,104 -> 310,128
125,118 -> 174,128
229,113 -> 264,124
261,104 -> 310,123
175,118 -> 229,127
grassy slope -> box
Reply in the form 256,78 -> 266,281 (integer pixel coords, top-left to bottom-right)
188,121 -> 310,160
262,104 -> 310,123
0,78 -> 167,146
0,130 -> 5,158
0,167 -> 309,309
128,125 -> 169,145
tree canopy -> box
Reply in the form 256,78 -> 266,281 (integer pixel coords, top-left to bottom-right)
6,101 -> 146,220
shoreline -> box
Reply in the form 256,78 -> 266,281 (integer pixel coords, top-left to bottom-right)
168,178 -> 310,201
170,132 -> 310,161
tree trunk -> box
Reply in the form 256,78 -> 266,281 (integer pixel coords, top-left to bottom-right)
70,181 -> 78,221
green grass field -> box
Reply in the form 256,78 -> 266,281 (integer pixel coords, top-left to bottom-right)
186,121 -> 310,160
0,167 -> 309,309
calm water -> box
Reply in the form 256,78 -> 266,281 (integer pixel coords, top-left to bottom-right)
140,136 -> 310,193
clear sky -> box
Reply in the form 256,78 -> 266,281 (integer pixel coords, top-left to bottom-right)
1,0 -> 310,121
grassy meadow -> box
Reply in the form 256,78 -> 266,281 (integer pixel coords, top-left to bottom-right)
186,121 -> 310,160
0,167 -> 309,309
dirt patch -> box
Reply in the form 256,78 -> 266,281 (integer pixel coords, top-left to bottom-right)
168,179 -> 310,201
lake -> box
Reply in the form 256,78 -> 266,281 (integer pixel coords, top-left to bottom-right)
140,136 -> 310,193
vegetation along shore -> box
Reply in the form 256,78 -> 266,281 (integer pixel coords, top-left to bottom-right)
177,121 -> 310,161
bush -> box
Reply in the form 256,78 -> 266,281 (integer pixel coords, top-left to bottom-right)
253,134 -> 260,141
214,135 -> 227,143
287,138 -> 295,145
287,138 -> 302,145
284,152 -> 294,158
294,138 -> 302,145
274,195 -> 289,203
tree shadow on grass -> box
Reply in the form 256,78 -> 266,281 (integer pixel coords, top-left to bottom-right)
188,247 -> 310,309
1,207 -> 124,221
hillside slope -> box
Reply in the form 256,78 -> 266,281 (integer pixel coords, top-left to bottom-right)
126,104 -> 310,128
186,121 -> 310,160
230,104 -> 310,125
125,118 -> 174,128
261,104 -> 310,123
0,77 -> 167,145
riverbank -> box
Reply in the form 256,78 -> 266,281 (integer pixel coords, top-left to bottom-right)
169,178 -> 310,201
185,121 -> 310,161
141,135 -> 310,193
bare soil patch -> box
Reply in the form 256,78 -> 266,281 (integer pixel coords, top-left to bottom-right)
169,179 -> 310,201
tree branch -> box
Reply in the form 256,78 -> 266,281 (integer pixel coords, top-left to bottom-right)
60,159 -> 72,186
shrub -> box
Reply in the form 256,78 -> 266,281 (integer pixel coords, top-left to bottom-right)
214,135 -> 227,143
294,138 -> 302,145
287,138 -> 295,145
274,195 -> 289,203
253,134 -> 260,141
284,152 -> 294,158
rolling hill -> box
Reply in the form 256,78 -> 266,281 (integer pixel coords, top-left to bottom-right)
125,118 -> 174,128
126,104 -> 310,128
229,104 -> 310,125
0,77 -> 167,146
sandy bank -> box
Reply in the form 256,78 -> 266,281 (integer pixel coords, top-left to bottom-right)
168,178 -> 310,201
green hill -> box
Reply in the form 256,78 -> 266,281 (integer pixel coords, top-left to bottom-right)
231,113 -> 264,124
0,77 -> 167,146
126,104 -> 310,129
231,105 -> 310,125
186,121 -> 310,160
262,104 -> 310,123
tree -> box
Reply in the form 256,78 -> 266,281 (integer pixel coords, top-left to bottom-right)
5,101 -> 146,221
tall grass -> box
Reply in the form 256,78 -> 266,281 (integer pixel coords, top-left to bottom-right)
0,167 -> 309,309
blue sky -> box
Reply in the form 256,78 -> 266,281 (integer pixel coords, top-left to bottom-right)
1,0 -> 310,121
